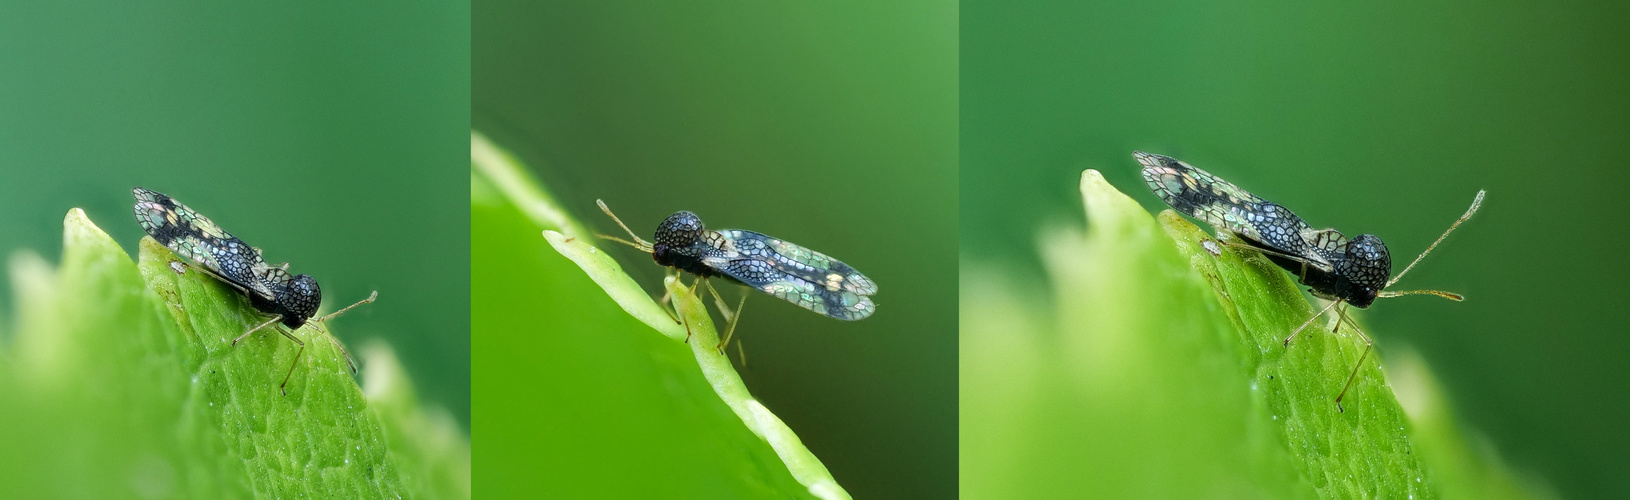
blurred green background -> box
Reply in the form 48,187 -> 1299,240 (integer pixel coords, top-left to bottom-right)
0,2 -> 470,428
474,0 -> 956,497
964,0 -> 1629,497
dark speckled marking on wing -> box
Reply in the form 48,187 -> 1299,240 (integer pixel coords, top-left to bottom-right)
1135,151 -> 1334,272
707,230 -> 877,320
133,188 -> 279,301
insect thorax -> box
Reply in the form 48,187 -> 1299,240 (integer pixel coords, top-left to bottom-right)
1261,233 -> 1391,308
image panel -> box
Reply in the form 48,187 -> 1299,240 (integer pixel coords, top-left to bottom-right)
0,2 -> 471,498
472,1 -> 957,498
961,0 -> 1627,498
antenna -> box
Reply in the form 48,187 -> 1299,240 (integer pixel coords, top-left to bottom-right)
597,199 -> 654,253
1386,190 -> 1485,288
316,290 -> 378,323
1376,289 -> 1462,301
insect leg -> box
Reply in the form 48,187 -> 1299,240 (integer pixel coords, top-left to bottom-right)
233,315 -> 284,345
697,280 -> 748,365
313,322 -> 359,374
1284,299 -> 1341,347
710,284 -> 748,356
657,291 -> 687,333
662,275 -> 695,343
1333,303 -> 1375,413
704,280 -> 736,324
291,291 -> 374,375
656,285 -> 682,323
687,278 -> 713,343
656,285 -> 672,308
274,327 -> 307,396
681,276 -> 705,345
328,335 -> 357,374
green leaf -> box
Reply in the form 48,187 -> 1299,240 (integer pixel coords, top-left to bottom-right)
472,131 -> 845,499
960,170 -> 1548,499
0,208 -> 468,499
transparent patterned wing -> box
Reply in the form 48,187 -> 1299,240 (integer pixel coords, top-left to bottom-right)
133,188 -> 278,301
706,230 -> 877,320
1300,227 -> 1350,254
258,266 -> 295,289
1136,152 -> 1332,271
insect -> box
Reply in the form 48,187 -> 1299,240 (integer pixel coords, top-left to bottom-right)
595,200 -> 877,352
133,188 -> 377,395
1135,151 -> 1484,411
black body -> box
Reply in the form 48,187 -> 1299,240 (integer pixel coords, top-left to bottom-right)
1137,152 -> 1393,308
634,209 -> 879,320
133,187 -> 324,327
1247,234 -> 1390,308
